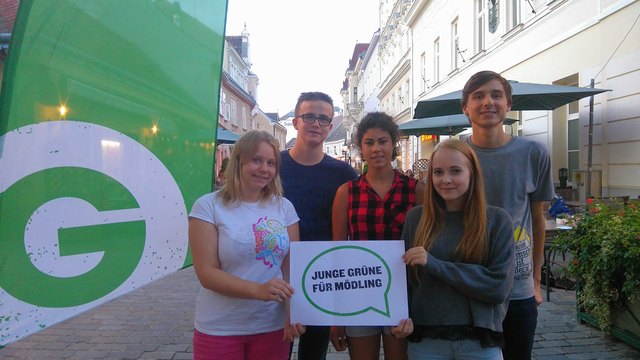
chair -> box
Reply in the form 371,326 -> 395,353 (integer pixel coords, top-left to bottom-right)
543,221 -> 574,301
412,159 -> 430,182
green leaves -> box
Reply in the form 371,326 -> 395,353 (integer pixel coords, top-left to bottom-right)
553,200 -> 640,335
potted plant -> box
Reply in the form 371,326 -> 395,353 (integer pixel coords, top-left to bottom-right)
553,199 -> 640,346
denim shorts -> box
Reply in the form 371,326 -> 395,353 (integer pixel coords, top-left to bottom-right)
408,337 -> 503,360
345,326 -> 392,337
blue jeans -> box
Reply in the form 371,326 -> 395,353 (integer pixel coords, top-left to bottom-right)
502,296 -> 538,360
408,338 -> 503,359
290,325 -> 329,360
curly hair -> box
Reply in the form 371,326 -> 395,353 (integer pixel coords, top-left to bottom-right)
356,112 -> 399,158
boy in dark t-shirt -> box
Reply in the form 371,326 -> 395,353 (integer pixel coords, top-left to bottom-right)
281,92 -> 357,360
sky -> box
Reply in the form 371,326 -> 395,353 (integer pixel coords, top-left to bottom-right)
225,0 -> 380,116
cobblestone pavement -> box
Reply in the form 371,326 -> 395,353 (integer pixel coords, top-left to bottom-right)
1,267 -> 638,359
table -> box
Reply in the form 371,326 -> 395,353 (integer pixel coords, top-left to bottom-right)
544,220 -> 572,301
565,200 -> 588,211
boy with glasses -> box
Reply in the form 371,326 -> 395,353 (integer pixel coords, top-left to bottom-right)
281,92 -> 358,359
462,71 -> 554,359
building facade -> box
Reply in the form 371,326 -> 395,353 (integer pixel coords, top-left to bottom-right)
323,115 -> 351,164
342,1 -> 435,176
341,43 -> 372,171
219,28 -> 258,135
345,0 -> 639,199
217,27 -> 289,176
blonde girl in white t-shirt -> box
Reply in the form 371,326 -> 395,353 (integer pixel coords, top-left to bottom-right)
189,130 -> 304,360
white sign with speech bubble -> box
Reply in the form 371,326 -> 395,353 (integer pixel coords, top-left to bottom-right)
290,241 -> 408,326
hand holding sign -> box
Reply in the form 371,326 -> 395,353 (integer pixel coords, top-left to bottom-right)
390,318 -> 414,338
290,241 -> 408,326
403,246 -> 428,267
283,322 -> 306,342
330,326 -> 348,351
257,278 -> 294,302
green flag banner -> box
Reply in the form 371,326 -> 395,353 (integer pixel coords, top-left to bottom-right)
0,0 -> 227,346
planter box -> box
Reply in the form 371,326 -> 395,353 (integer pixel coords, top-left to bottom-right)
577,293 -> 640,349
554,199 -> 640,350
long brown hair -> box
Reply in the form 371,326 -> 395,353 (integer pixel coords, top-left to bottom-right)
412,139 -> 489,270
218,130 -> 283,205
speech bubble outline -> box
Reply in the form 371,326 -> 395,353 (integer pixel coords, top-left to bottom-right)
301,245 -> 392,317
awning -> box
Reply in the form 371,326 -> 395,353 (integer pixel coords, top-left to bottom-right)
414,80 -> 610,118
217,128 -> 240,144
399,114 -> 517,137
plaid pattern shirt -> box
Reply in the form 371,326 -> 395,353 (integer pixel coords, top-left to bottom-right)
347,170 -> 418,240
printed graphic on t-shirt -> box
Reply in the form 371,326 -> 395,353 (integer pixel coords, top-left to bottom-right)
253,216 -> 288,268
513,226 -> 532,280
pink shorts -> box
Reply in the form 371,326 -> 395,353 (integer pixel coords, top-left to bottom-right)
193,328 -> 289,360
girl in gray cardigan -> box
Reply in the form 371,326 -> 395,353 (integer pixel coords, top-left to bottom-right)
401,139 -> 514,359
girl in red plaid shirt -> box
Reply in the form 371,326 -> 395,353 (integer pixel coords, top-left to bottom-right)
330,112 -> 424,360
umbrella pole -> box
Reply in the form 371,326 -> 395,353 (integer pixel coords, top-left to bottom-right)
586,78 -> 595,199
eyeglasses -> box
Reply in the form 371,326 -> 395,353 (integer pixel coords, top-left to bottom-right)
295,113 -> 332,126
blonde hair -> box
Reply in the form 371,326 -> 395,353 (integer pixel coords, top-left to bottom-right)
412,139 -> 489,275
218,130 -> 283,205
